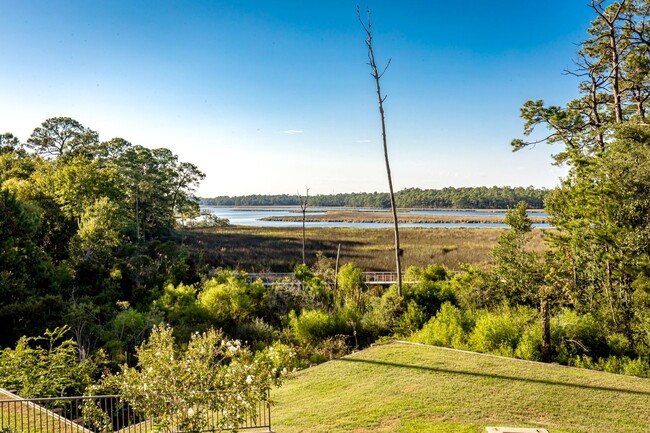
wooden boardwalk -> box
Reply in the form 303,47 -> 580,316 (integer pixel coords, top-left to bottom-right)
247,272 -> 413,286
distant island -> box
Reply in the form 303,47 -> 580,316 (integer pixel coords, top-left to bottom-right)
201,186 -> 548,209
260,209 -> 549,224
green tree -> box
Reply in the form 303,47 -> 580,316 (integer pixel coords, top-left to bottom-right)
0,189 -> 62,346
69,197 -> 126,266
0,132 -> 24,155
512,1 -> 650,347
26,117 -> 98,158
490,202 -> 542,306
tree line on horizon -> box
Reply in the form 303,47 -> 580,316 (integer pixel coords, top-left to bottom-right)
201,186 -> 549,209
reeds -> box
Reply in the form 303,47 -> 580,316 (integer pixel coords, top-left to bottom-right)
182,226 -> 548,272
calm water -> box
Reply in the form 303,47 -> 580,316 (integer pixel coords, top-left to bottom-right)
201,207 -> 550,229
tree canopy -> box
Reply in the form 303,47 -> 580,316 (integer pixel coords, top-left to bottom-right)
0,117 -> 204,350
513,0 -> 650,347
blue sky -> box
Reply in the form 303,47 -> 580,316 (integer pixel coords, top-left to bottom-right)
1,1 -> 596,196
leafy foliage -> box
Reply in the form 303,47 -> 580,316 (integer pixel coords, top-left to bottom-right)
101,324 -> 292,433
202,186 -> 548,209
0,326 -> 102,397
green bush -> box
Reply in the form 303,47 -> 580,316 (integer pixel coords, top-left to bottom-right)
621,357 -> 650,377
0,326 -> 103,397
235,317 -> 278,350
409,302 -> 466,349
568,354 -> 650,378
293,263 -> 313,282
336,263 -> 366,307
403,265 -> 455,318
449,265 -> 497,310
467,306 -> 536,357
361,286 -> 404,338
514,321 -> 543,361
553,310 -> 609,363
198,272 -> 265,324
396,300 -> 428,336
156,282 -> 202,324
289,309 -> 337,345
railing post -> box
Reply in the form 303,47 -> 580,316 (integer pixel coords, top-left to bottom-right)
267,390 -> 272,432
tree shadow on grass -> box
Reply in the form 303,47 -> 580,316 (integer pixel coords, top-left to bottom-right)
337,357 -> 650,396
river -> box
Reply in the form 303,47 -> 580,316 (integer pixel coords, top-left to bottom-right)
200,207 -> 550,229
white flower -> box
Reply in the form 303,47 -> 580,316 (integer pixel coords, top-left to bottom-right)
187,408 -> 195,417
245,375 -> 253,384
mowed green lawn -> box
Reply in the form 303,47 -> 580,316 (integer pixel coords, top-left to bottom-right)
271,341 -> 650,433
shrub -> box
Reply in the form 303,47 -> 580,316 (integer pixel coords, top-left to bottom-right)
403,272 -> 455,318
336,263 -> 366,307
293,263 -> 313,282
396,300 -> 428,336
514,321 -> 543,361
405,264 -> 448,283
234,318 -> 278,350
410,302 -> 466,349
621,357 -> 650,377
567,354 -> 650,378
0,326 -> 103,397
102,324 -> 292,433
289,309 -> 337,345
361,286 -> 404,338
198,272 -> 265,325
291,335 -> 350,366
156,282 -> 202,324
467,306 -> 536,357
449,265 -> 498,310
553,310 -> 609,363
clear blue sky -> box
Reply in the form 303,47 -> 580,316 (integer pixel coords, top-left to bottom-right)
0,1 -> 596,196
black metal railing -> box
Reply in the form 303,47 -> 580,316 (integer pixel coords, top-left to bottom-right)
0,390 -> 271,433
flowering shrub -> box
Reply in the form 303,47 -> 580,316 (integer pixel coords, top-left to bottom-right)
100,324 -> 293,433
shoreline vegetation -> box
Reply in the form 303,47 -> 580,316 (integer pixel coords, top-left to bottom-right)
259,209 -> 548,224
200,186 -> 549,209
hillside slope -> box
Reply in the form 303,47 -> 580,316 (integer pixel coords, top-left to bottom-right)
271,341 -> 650,433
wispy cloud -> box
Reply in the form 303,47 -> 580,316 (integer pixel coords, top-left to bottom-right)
356,139 -> 371,143
283,129 -> 304,134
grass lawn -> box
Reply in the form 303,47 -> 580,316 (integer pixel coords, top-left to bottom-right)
271,341 -> 650,433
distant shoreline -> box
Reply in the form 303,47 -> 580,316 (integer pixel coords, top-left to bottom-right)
259,209 -> 548,224
201,205 -> 546,213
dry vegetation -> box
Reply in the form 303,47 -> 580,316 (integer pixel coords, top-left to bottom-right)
181,226 -> 548,272
262,210 -> 548,224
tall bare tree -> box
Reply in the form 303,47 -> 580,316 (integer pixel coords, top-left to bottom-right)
358,7 -> 402,296
298,187 -> 309,264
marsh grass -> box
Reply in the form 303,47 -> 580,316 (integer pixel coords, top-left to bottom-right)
262,210 -> 548,224
182,226 -> 547,272
272,341 -> 650,433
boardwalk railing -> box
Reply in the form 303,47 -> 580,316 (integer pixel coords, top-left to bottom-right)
363,272 -> 413,285
0,389 -> 271,433
247,272 -> 413,286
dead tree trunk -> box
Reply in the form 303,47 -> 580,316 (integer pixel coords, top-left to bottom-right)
299,187 -> 309,264
359,7 -> 402,296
